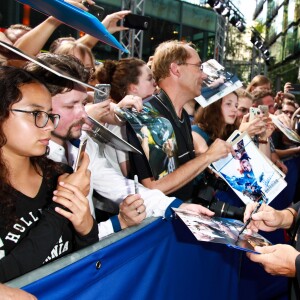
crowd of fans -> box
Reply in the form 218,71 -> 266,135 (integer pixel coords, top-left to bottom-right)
0,0 -> 300,299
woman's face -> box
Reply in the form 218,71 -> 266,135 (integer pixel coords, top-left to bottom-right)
221,93 -> 238,125
132,64 -> 156,99
2,82 -> 55,158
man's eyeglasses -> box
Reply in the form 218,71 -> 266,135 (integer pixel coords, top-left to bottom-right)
10,109 -> 60,129
238,107 -> 249,114
180,62 -> 203,71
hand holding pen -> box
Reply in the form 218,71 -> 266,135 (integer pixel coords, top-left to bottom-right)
238,198 -> 264,238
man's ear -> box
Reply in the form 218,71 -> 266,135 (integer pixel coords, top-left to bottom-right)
170,62 -> 180,77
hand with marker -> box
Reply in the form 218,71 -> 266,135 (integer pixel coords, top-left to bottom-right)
118,175 -> 146,229
243,202 -> 296,233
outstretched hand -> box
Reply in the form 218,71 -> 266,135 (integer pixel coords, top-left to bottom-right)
178,203 -> 215,217
247,244 -> 299,277
205,138 -> 235,163
102,10 -> 131,34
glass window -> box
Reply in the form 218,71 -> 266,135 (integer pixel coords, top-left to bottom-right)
255,2 -> 267,38
269,36 -> 283,63
267,6 -> 284,43
268,0 -> 284,18
287,0 -> 296,25
295,0 -> 300,23
283,26 -> 296,58
296,24 -> 300,53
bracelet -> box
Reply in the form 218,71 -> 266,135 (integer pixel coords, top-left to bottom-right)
284,208 -> 296,229
258,138 -> 268,144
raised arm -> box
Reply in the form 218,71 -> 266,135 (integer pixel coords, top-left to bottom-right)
14,16 -> 62,55
141,139 -> 234,195
14,0 -> 94,55
77,10 -> 130,49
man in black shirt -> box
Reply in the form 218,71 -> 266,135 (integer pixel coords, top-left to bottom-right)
127,40 -> 234,201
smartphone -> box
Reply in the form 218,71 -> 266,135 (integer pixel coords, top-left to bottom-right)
294,114 -> 300,133
73,138 -> 88,171
258,105 -> 269,117
123,14 -> 151,31
290,83 -> 300,94
249,107 -> 261,122
82,1 -> 105,21
94,84 -> 111,103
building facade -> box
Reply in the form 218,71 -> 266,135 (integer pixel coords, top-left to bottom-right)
253,0 -> 300,91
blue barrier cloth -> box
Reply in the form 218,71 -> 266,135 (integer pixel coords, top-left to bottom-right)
22,218 -> 240,300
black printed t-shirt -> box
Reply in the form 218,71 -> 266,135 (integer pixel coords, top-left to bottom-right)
0,162 -> 98,282
127,90 -> 196,201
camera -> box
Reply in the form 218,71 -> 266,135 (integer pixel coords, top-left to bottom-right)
123,14 -> 151,31
208,198 -> 245,221
193,170 -> 245,221
199,170 -> 229,192
193,196 -> 245,222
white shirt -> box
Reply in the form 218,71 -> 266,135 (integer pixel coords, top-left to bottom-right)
103,124 -> 128,175
48,133 -> 177,240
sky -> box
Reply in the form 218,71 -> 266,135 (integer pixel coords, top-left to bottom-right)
231,0 -> 256,24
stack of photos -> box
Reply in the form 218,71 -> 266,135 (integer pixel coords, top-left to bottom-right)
173,208 -> 272,253
270,115 -> 300,144
211,131 -> 287,205
195,59 -> 243,107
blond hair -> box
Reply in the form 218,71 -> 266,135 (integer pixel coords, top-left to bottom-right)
152,40 -> 195,83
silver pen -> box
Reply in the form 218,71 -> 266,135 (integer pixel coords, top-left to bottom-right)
134,175 -> 139,194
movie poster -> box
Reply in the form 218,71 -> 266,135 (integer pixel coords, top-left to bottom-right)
211,132 -> 287,205
115,103 -> 179,179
